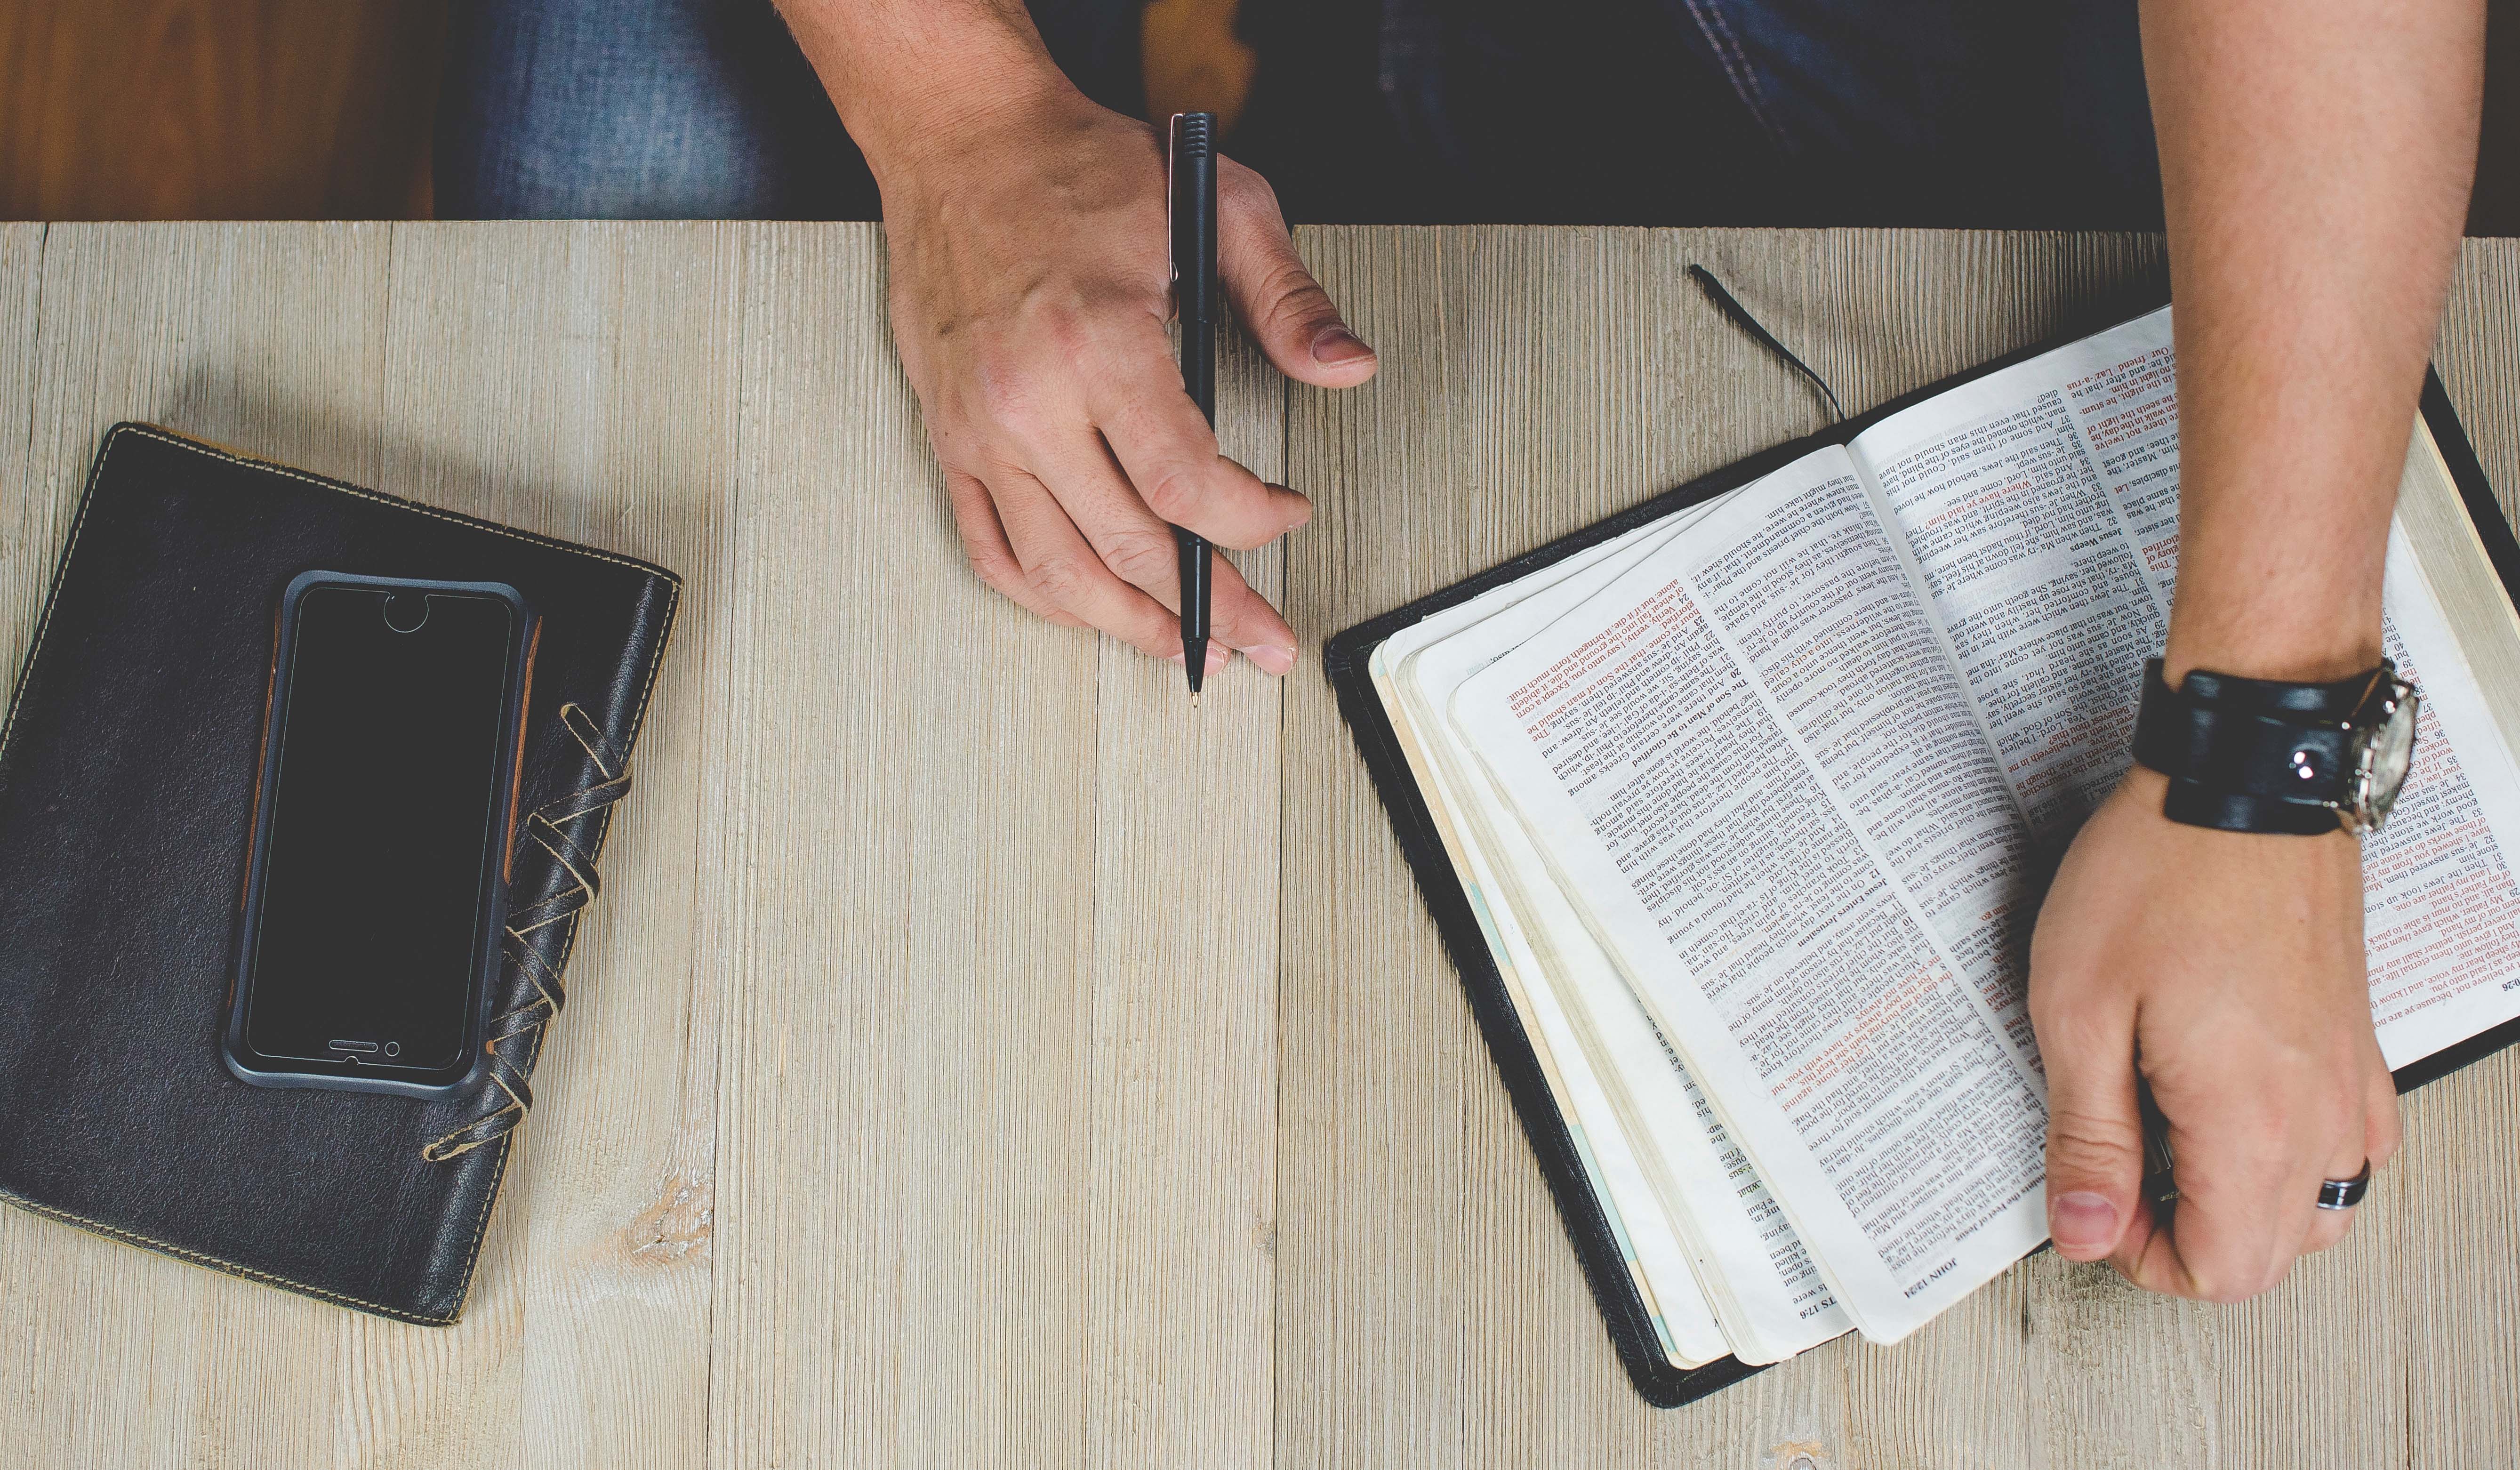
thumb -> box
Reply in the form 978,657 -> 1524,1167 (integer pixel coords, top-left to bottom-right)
2038,1004 -> 2148,1261
1216,160 -> 1377,388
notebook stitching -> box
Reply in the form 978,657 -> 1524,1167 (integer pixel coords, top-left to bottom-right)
439,938 -> 561,1317
445,1131 -> 520,1321
0,423 -> 127,776
420,708 -> 626,1163
439,577 -> 680,1315
118,425 -> 684,585
0,1186 -> 455,1325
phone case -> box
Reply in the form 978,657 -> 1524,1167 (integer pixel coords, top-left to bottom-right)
222,571 -> 536,1100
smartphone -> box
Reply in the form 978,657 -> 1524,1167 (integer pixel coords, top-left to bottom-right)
224,571 -> 535,1099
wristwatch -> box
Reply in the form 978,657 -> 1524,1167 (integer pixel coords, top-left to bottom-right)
2131,657 -> 2421,835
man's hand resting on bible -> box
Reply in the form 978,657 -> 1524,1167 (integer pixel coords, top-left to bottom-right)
2030,765 -> 2401,1299
2020,0 -> 2477,1302
778,1 -> 1376,676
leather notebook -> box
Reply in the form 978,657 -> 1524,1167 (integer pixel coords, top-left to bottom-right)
0,424 -> 681,1325
1324,306 -> 2520,1406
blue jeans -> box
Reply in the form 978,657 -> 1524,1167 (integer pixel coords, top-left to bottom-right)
437,0 -> 2160,227
435,0 -> 1142,219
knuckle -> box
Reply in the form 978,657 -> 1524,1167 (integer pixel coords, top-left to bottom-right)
953,525 -> 1004,574
944,498 -> 1015,580
942,481 -> 990,525
1257,261 -> 1332,330
2184,1262 -> 2270,1305
2043,1105 -> 2142,1177
2242,1116 -> 2295,1159
1220,163 -> 1282,218
2210,1092 -> 2293,1152
1099,530 -> 1178,589
2026,987 -> 2108,1047
2024,958 -> 2081,1014
1140,464 -> 1209,522
963,538 -> 1023,593
1040,313 -> 1096,371
1023,554 -> 1096,609
2274,1098 -> 2356,1160
972,361 -> 1047,437
2370,1109 -> 2405,1163
974,563 -> 1031,607
971,337 -> 1089,438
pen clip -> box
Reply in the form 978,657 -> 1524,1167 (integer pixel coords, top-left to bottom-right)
1165,112 -> 1182,297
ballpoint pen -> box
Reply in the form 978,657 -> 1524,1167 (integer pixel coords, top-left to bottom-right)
1168,111 -> 1218,700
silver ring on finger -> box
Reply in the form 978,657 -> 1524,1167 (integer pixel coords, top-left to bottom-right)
2316,1159 -> 2372,1211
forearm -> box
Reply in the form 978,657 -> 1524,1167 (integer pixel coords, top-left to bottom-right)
2143,0 -> 2482,682
773,0 -> 1075,182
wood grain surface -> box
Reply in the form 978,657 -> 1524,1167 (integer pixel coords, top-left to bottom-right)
0,222 -> 2513,1469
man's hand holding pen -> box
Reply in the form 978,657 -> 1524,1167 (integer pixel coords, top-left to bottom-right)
812,38 -> 1376,675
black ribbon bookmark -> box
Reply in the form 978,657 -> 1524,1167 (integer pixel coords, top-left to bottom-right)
1687,264 -> 1848,424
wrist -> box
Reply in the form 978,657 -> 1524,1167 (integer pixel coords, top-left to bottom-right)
779,2 -> 1079,188
2159,465 -> 2393,686
2161,583 -> 2383,686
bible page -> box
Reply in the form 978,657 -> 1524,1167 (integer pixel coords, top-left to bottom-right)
2368,429 -> 2520,1063
1371,517 -> 1732,1367
1846,306 -> 2520,1068
2368,513 -> 2520,1063
1451,447 -> 2051,1344
1394,498 -> 1851,1362
1847,310 -> 2175,847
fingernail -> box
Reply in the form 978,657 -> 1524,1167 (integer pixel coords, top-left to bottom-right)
1310,327 -> 1373,366
2050,1191 -> 2119,1255
1246,644 -> 1298,676
1205,643 -> 1228,675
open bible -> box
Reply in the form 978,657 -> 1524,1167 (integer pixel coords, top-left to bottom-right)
1341,306 -> 2520,1395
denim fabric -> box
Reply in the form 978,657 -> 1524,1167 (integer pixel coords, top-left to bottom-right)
1342,0 -> 2160,225
438,0 -> 2160,228
435,0 -> 1142,220
1655,0 -> 2162,222
1236,0 -> 1790,225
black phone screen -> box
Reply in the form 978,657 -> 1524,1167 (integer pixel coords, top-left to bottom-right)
234,578 -> 527,1092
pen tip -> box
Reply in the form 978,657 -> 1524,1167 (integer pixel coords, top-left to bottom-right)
1190,692 -> 1201,709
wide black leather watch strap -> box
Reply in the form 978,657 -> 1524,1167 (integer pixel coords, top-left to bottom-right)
2156,782 -> 2347,835
2131,659 -> 2368,834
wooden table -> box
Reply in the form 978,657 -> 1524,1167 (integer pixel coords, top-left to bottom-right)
3,223 -> 2515,1469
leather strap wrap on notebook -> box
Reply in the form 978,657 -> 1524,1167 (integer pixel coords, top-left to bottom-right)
0,424 -> 680,1325
422,702 -> 634,1163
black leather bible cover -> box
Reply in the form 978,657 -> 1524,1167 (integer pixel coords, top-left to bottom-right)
1324,332 -> 2520,1406
0,424 -> 681,1324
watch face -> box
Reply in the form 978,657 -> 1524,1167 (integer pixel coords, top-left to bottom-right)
2353,683 -> 2421,829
